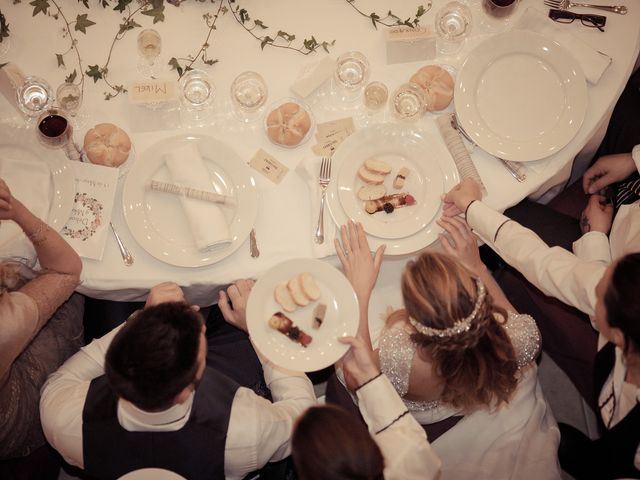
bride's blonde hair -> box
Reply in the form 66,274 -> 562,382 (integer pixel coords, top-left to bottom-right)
0,259 -> 35,294
387,252 -> 518,411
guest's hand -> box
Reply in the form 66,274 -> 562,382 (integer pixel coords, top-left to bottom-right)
145,282 -> 186,308
0,178 -> 18,221
338,335 -> 381,392
335,221 -> 385,302
218,279 -> 255,333
580,194 -> 614,235
442,179 -> 483,217
582,153 -> 636,194
437,215 -> 485,275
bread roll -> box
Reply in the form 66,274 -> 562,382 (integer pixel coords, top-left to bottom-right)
364,158 -> 392,175
83,123 -> 132,167
266,102 -> 311,147
299,273 -> 321,301
409,65 -> 454,112
275,282 -> 297,312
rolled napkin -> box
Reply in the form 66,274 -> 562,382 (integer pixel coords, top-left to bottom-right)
517,7 -> 611,84
163,144 -> 231,252
436,114 -> 487,195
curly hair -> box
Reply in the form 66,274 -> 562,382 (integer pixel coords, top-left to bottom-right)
392,252 -> 518,411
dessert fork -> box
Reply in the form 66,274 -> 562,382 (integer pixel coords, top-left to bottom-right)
543,0 -> 627,14
314,157 -> 332,245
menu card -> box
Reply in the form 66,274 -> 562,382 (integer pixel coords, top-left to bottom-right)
60,162 -> 119,260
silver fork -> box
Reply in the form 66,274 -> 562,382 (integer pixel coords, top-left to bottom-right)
451,115 -> 527,183
544,0 -> 627,14
110,222 -> 134,266
314,157 -> 332,245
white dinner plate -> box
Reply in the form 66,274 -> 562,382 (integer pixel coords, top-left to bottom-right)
0,126 -> 75,244
122,134 -> 258,267
246,258 -> 359,372
327,123 -> 459,255
455,29 -> 587,162
336,136 -> 444,239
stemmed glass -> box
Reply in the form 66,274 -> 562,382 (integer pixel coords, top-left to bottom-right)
362,81 -> 389,125
16,76 -> 54,121
137,29 -> 162,78
230,71 -> 268,123
179,69 -> 216,124
56,82 -> 87,128
333,51 -> 370,102
434,1 -> 473,56
36,108 -> 81,160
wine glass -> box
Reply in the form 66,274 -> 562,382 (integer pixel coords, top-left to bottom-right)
16,76 -> 53,119
333,51 -> 370,102
179,69 -> 216,125
434,1 -> 473,56
230,71 -> 268,123
137,29 -> 162,78
36,108 -> 82,160
390,83 -> 426,123
56,82 -> 82,116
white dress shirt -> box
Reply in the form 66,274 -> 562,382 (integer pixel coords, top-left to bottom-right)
40,324 -> 317,480
356,374 -> 441,480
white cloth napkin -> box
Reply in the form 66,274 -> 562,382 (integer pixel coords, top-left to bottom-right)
0,157 -> 51,263
297,156 -> 337,258
163,144 -> 231,252
517,7 -> 612,84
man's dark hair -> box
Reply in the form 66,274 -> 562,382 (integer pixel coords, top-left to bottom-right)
105,302 -> 204,411
606,252 -> 640,354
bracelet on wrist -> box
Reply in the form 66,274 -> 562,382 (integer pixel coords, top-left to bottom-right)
354,372 -> 382,392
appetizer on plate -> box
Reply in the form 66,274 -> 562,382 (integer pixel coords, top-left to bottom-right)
365,193 -> 416,214
269,312 -> 313,347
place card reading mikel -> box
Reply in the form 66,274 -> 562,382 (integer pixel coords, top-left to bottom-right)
61,162 -> 119,260
385,25 -> 436,64
128,79 -> 178,104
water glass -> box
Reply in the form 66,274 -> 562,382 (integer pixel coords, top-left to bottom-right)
333,51 -> 370,102
483,0 -> 518,18
435,1 -> 473,56
36,108 -> 72,149
16,76 -> 53,118
390,83 -> 426,123
56,82 -> 82,116
363,81 -> 389,113
230,71 -> 268,122
137,29 -> 162,77
180,69 -> 215,110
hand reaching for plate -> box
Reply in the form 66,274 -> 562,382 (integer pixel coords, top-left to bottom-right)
219,279 -> 255,333
335,221 -> 385,302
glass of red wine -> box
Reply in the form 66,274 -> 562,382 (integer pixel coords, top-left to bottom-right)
36,108 -> 72,149
482,0 -> 518,19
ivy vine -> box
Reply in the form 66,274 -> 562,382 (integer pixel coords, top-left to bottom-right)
344,0 -> 431,29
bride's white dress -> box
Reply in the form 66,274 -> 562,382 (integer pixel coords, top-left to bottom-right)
378,312 -> 562,480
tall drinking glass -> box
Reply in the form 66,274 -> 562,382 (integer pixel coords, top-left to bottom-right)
435,2 -> 473,56
16,76 -> 53,119
56,82 -> 82,117
230,71 -> 268,123
333,51 -> 370,102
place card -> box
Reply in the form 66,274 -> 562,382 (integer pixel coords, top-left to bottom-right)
249,149 -> 289,184
60,162 -> 119,261
128,79 -> 178,104
385,25 -> 436,64
290,56 -> 336,98
312,117 -> 355,156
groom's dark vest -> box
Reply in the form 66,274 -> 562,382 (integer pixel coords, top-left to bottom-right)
592,342 -> 640,479
82,366 -> 240,480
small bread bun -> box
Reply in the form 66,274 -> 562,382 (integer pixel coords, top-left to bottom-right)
274,282 -> 297,312
299,273 -> 321,301
84,123 -> 132,167
364,158 -> 392,175
266,102 -> 311,147
287,276 -> 310,307
409,65 -> 454,112
358,183 -> 386,201
358,165 -> 385,184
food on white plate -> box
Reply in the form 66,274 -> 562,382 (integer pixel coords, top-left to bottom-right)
287,275 -> 310,307
358,183 -> 386,201
393,167 -> 411,189
357,165 -> 386,185
83,123 -> 132,167
266,102 -> 311,147
365,193 -> 416,214
274,282 -> 297,312
363,158 -> 392,176
300,272 -> 321,301
409,65 -> 454,112
269,312 -> 313,347
312,303 -> 327,329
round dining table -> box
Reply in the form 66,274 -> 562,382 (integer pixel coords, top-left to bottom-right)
0,0 -> 638,335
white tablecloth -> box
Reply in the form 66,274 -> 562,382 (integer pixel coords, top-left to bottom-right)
1,0 -> 639,316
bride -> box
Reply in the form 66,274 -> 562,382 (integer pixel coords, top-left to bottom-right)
334,219 -> 561,479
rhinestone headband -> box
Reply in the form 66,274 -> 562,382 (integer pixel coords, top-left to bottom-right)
409,278 -> 486,338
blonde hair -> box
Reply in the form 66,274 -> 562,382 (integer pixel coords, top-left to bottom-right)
389,252 -> 518,411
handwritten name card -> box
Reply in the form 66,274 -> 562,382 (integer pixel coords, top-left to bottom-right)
128,79 -> 178,104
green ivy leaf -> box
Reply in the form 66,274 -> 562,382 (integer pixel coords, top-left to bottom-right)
239,8 -> 249,23
260,35 -> 273,50
113,0 -> 132,13
56,53 -> 65,67
0,12 -> 10,42
369,12 -> 380,29
29,0 -> 49,16
203,58 -> 218,66
276,30 -> 295,42
65,69 -> 77,83
253,19 -> 267,29
168,57 -> 183,77
142,5 -> 165,24
86,64 -> 103,83
118,18 -> 141,34
416,5 -> 426,17
78,0 -> 89,7
75,13 -> 96,34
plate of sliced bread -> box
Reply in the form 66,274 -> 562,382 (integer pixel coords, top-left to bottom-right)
246,258 -> 359,372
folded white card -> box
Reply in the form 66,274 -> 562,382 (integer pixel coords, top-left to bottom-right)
163,144 -> 231,252
60,162 -> 119,261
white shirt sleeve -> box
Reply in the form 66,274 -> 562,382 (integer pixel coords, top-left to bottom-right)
356,375 -> 441,480
39,324 -> 124,468
466,201 -> 607,317
223,360 -> 316,480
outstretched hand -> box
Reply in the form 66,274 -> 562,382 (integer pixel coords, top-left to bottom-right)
334,221 -> 385,302
442,179 -> 483,217
0,178 -> 18,222
338,335 -> 381,392
437,215 -> 484,275
582,153 -> 636,194
218,279 -> 255,333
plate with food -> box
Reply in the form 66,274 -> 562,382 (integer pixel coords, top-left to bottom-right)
246,258 -> 359,372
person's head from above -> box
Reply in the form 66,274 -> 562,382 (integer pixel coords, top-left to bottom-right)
595,252 -> 640,358
292,404 -> 384,480
105,302 -> 207,412
393,251 -> 518,410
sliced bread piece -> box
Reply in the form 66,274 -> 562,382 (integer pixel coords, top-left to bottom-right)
300,272 -> 321,301
364,158 -> 392,175
287,276 -> 310,306
358,183 -> 386,201
274,282 -> 297,312
358,165 -> 385,184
